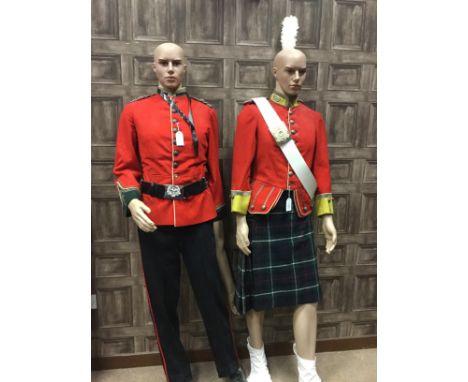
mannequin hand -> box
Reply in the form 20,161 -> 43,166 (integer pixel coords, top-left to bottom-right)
322,215 -> 337,254
236,214 -> 251,256
128,199 -> 157,232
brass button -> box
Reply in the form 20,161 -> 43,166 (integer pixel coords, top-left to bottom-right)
172,128 -> 178,132
173,161 -> 179,168
174,150 -> 179,156
288,109 -> 293,115
289,120 -> 295,125
304,206 -> 308,211
172,118 -> 177,123
291,129 -> 296,135
174,173 -> 179,178
250,204 -> 254,209
261,205 -> 266,210
288,170 -> 294,176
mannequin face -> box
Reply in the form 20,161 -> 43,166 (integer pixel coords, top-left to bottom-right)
152,43 -> 187,92
272,49 -> 307,97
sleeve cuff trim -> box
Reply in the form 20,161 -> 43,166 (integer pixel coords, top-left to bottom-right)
231,194 -> 251,215
315,194 -> 334,216
230,190 -> 252,197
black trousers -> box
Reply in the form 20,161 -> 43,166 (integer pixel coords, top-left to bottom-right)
138,221 -> 239,382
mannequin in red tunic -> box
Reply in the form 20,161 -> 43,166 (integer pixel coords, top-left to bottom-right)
114,43 -> 245,382
231,48 -> 337,382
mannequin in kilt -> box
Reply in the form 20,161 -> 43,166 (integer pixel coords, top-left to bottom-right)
230,48 -> 338,382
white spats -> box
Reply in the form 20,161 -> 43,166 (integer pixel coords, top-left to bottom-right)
246,338 -> 273,382
293,343 -> 322,382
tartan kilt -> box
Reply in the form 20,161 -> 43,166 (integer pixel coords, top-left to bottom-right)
234,193 -> 321,314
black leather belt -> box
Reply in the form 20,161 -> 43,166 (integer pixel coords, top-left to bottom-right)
141,178 -> 207,200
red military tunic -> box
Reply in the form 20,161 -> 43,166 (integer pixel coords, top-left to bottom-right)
231,91 -> 334,217
113,88 -> 224,227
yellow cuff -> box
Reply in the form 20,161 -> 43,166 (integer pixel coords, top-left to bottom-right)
231,193 -> 251,215
315,194 -> 334,216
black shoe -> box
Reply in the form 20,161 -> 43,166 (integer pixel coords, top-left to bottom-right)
228,367 -> 247,382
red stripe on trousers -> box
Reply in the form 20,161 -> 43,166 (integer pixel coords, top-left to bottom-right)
142,275 -> 171,382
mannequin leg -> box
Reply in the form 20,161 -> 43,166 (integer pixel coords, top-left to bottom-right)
246,309 -> 265,348
245,309 -> 272,382
293,303 -> 321,382
293,303 -> 317,359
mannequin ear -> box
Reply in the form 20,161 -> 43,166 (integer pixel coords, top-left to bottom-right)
272,66 -> 278,79
151,62 -> 157,75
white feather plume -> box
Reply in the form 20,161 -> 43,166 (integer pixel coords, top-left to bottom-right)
281,15 -> 299,49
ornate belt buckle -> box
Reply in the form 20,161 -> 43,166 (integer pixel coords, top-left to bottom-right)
165,184 -> 183,199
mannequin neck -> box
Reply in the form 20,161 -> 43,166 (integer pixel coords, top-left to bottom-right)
273,85 -> 298,104
157,84 -> 187,96
270,89 -> 301,108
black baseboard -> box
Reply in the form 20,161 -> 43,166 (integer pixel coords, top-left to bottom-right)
92,335 -> 376,371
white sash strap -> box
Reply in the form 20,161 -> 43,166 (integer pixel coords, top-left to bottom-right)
252,97 -> 317,199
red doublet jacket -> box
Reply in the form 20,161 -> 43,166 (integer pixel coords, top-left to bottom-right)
113,88 -> 224,227
231,92 -> 334,217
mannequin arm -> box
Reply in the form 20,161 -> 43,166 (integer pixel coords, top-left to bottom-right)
321,215 -> 337,254
213,220 -> 239,315
235,214 -> 251,256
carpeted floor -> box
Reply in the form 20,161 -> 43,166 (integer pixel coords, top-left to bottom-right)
92,348 -> 376,382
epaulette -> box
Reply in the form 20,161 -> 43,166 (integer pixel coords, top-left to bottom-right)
191,96 -> 213,108
243,99 -> 255,105
130,93 -> 155,103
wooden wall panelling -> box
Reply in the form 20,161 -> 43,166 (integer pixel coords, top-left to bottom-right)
363,160 -> 377,183
235,60 -> 272,89
132,0 -> 171,41
235,0 -> 273,46
92,55 -> 122,85
367,102 -> 377,147
286,0 -> 322,49
361,63 -> 376,91
318,0 -> 334,50
363,0 -> 377,52
328,64 -> 362,90
325,101 -> 358,147
353,272 -> 377,311
91,198 -> 128,243
185,0 -> 224,44
350,320 -> 376,336
92,0 -> 119,40
101,337 -> 135,356
332,0 -> 366,50
91,96 -> 123,145
359,193 -> 377,233
133,55 -> 155,86
302,62 -> 319,90
330,159 -> 353,183
187,58 -> 224,87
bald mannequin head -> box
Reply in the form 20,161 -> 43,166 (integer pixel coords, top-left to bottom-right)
272,48 -> 307,98
152,43 -> 187,92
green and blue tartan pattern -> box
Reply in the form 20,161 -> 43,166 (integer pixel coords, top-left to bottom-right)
234,193 -> 321,314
